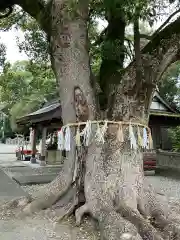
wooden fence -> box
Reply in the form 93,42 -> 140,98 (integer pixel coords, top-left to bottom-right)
5,135 -> 29,146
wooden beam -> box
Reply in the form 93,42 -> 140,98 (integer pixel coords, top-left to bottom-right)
30,127 -> 37,164
40,127 -> 47,166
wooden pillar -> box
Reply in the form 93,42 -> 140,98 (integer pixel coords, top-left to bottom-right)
40,127 -> 47,166
30,127 -> 37,163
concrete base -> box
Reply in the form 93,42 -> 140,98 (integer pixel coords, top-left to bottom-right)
39,155 -> 46,166
3,165 -> 62,176
12,174 -> 57,185
46,150 -> 64,165
30,157 -> 36,164
16,151 -> 21,161
40,161 -> 46,166
0,169 -> 28,200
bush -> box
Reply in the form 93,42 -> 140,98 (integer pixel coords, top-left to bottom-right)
169,127 -> 180,151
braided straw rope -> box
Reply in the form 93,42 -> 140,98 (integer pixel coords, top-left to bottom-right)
58,120 -> 153,149
64,120 -> 150,131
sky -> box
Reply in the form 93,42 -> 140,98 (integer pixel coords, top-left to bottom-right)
0,28 -> 28,63
0,18 -> 108,63
0,3 -> 178,64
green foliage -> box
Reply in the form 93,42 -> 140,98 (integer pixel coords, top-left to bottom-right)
0,42 -> 6,68
16,18 -> 49,63
88,20 -> 102,76
0,0 -> 178,113
0,7 -> 25,31
0,7 -> 49,64
0,0 -> 168,76
10,96 -> 43,131
0,117 -> 15,139
169,127 -> 180,152
158,61 -> 180,106
0,60 -> 57,131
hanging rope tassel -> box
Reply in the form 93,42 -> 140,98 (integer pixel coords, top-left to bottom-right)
129,123 -> 137,150
95,120 -> 108,144
75,125 -> 81,147
143,127 -> 148,149
64,126 -> 71,151
137,126 -> 143,147
117,123 -> 124,142
148,129 -> 153,149
57,128 -> 64,151
80,120 -> 92,146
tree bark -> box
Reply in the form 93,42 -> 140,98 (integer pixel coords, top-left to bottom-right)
30,127 -> 37,164
98,18 -> 180,239
22,0 -> 97,216
39,126 -> 47,166
4,1 -> 180,239
74,15 -> 180,240
99,9 -> 125,115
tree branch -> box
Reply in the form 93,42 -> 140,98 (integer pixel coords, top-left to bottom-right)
136,8 -> 180,47
128,9 -> 180,44
124,47 -> 133,61
154,8 -> 180,35
17,0 -> 44,18
134,16 -> 143,96
16,0 -> 50,34
125,37 -> 134,59
141,13 -> 180,56
92,27 -> 107,46
140,34 -> 152,40
0,6 -> 13,19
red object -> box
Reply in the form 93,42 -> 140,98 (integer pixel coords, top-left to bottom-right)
15,149 -> 38,155
23,150 -> 33,155
144,160 -> 156,166
143,152 -> 156,171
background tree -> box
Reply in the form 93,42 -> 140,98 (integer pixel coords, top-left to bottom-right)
158,61 -> 180,151
158,61 -> 180,106
169,126 -> 180,151
0,60 -> 57,132
1,0 -> 180,239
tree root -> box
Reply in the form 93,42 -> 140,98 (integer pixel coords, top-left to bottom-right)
79,145 -> 180,239
1,164 -> 75,216
20,148 -> 77,215
22,181 -> 72,215
2,181 -> 180,240
1,196 -> 32,210
75,203 -> 89,226
2,142 -> 180,240
74,190 -> 180,240
116,203 -> 163,240
96,209 -> 142,240
75,203 -> 142,239
51,184 -> 79,222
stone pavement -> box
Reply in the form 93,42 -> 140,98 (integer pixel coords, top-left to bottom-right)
0,143 -> 62,186
0,168 -> 28,201
3,164 -> 62,185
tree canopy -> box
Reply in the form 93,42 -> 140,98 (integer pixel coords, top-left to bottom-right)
158,61 -> 180,107
0,60 -> 57,131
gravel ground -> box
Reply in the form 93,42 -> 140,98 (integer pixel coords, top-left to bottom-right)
0,143 -> 99,239
22,174 -> 180,200
1,174 -> 180,239
22,184 -> 46,197
0,183 -> 100,240
145,174 -> 180,199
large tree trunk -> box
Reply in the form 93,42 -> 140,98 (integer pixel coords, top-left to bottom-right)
74,22 -> 180,239
22,0 -> 97,216
6,2 -> 180,239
